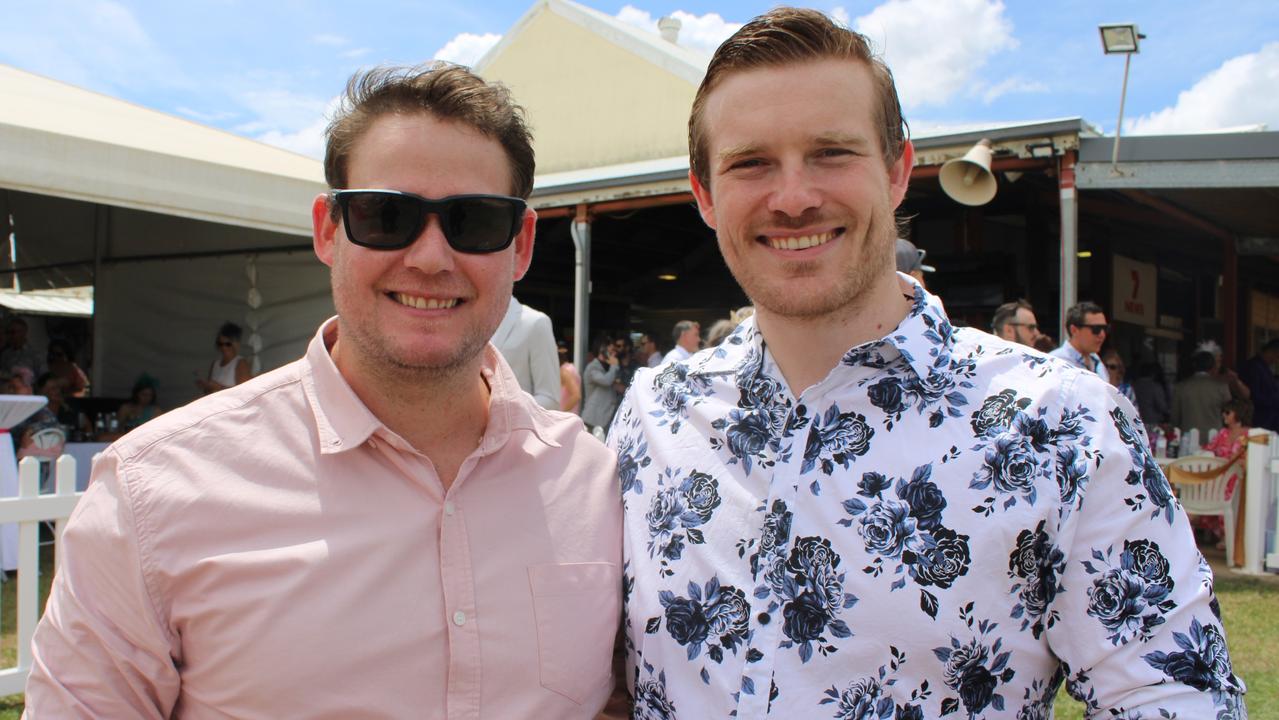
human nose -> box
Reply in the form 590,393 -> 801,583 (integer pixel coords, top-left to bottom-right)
766,164 -> 821,218
401,214 -> 456,274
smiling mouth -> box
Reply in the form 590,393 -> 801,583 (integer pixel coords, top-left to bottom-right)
763,229 -> 840,250
391,292 -> 458,310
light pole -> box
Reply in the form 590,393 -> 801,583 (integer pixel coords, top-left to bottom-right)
1099,23 -> 1145,175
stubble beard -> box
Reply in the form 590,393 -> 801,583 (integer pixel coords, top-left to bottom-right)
331,276 -> 502,388
724,209 -> 897,321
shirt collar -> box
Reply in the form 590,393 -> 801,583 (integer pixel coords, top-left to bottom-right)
1057,341 -> 1098,369
303,317 -> 559,456
690,274 -> 956,386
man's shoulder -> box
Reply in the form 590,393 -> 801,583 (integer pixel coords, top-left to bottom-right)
108,359 -> 309,463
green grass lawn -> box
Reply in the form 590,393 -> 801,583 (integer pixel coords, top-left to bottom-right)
0,551 -> 1272,718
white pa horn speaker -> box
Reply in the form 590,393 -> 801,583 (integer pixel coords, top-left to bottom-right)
940,138 -> 997,206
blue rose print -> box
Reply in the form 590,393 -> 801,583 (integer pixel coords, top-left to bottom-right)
801,403 -> 874,477
1006,521 -> 1065,639
1143,618 -> 1244,710
932,607 -> 1016,717
1082,540 -> 1177,645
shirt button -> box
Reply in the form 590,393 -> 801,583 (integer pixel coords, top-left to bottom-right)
453,611 -> 466,626
444,501 -> 456,516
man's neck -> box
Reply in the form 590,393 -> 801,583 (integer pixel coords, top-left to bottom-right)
756,273 -> 913,397
332,338 -> 490,490
1068,341 -> 1100,371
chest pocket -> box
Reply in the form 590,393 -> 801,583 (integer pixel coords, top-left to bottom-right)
527,562 -> 621,704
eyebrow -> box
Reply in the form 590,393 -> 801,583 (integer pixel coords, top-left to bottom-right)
715,133 -> 874,165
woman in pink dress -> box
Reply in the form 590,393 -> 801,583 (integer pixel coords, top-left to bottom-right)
1194,398 -> 1252,543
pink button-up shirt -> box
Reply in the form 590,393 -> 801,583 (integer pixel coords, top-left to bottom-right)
25,318 -> 622,719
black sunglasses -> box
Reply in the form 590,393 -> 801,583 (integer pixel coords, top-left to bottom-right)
1079,323 -> 1110,335
332,190 -> 526,254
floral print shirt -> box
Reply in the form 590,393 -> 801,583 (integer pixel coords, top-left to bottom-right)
609,283 -> 1246,719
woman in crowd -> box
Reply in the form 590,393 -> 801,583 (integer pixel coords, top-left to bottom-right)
118,374 -> 164,431
1193,397 -> 1253,546
46,339 -> 89,397
1102,348 -> 1138,409
558,341 -> 581,414
196,321 -> 252,395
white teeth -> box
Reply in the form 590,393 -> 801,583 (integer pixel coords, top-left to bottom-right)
768,231 -> 835,250
393,293 -> 458,310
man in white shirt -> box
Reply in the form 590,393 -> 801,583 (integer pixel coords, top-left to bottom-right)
608,8 -> 1244,719
1049,301 -> 1110,382
660,320 -> 700,365
491,296 -> 561,410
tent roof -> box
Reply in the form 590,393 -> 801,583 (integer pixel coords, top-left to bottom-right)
0,286 -> 93,318
0,64 -> 323,237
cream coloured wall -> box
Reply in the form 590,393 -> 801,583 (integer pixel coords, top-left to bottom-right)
482,10 -> 699,174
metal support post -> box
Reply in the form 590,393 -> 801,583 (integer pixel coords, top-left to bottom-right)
570,205 -> 592,376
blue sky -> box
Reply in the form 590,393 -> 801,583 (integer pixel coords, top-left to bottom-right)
5,0 -> 1277,159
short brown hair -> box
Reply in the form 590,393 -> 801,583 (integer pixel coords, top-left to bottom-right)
324,62 -> 534,201
688,7 -> 908,188
1222,397 -> 1253,426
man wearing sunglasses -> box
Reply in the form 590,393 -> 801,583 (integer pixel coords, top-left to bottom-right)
27,64 -> 621,719
1050,300 -> 1111,381
607,8 -> 1243,719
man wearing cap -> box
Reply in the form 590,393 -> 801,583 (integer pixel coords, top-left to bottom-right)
894,237 -> 932,287
26,63 -> 621,718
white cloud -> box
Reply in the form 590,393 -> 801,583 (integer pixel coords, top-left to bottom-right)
433,32 -> 502,67
312,33 -> 348,47
615,6 -> 741,55
256,115 -> 329,159
854,0 -> 1015,110
0,0 -> 189,92
980,76 -> 1047,104
233,88 -> 329,135
176,106 -> 238,124
830,6 -> 851,27
340,47 -> 371,59
252,96 -> 342,160
1126,42 -> 1279,134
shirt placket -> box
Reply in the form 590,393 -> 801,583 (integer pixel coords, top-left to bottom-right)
440,475 -> 481,718
735,389 -> 807,719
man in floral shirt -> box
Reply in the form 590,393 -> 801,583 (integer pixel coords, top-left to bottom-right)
608,7 -> 1246,719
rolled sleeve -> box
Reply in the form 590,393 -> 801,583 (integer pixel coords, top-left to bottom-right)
25,451 -> 179,719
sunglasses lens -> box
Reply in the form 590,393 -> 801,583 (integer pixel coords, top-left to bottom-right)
338,192 -> 521,253
342,192 -> 423,249
445,196 -> 521,253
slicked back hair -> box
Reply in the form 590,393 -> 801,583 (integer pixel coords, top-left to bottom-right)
688,6 -> 908,189
323,62 -> 534,206
991,299 -> 1034,335
1065,301 -> 1105,331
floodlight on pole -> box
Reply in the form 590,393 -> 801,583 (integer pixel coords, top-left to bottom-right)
1099,23 -> 1145,175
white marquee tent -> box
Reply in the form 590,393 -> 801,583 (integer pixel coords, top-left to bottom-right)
1,63 -> 333,404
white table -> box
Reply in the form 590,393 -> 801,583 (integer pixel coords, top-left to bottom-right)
0,394 -> 50,571
64,442 -> 110,492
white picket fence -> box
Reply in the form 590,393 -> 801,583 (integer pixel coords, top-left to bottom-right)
1247,428 -> 1279,574
0,455 -> 83,696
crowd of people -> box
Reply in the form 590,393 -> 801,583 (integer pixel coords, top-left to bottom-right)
0,317 -> 263,455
